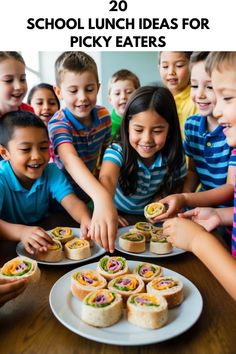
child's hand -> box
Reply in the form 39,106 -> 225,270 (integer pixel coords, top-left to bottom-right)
151,194 -> 185,222
80,214 -> 92,239
163,217 -> 206,252
178,207 -> 222,232
20,226 -> 53,254
0,277 -> 28,306
89,195 -> 118,253
118,214 -> 129,227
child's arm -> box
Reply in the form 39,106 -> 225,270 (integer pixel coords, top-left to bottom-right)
182,158 -> 200,193
58,143 -> 118,252
0,278 -> 28,306
163,217 -> 236,301
60,193 -> 91,237
0,219 -> 53,254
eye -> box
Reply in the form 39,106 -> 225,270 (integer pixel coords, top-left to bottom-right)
191,85 -> 198,89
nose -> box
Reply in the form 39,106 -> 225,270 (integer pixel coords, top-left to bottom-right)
167,65 -> 175,75
30,147 -> 42,160
196,86 -> 206,99
42,102 -> 50,111
13,79 -> 23,90
143,130 -> 152,143
77,90 -> 87,102
213,100 -> 222,119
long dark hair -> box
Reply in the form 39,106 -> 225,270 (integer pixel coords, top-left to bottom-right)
118,85 -> 184,196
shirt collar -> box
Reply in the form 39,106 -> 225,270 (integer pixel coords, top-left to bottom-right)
1,160 -> 44,193
64,107 -> 99,131
199,115 -> 224,136
137,153 -> 163,169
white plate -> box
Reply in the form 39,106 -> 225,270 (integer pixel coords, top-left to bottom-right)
16,228 -> 106,266
49,260 -> 203,346
115,226 -> 186,258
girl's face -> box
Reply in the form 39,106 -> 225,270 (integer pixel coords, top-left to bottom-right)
3,126 -> 50,189
108,79 -> 137,117
129,109 -> 169,166
190,61 -> 216,118
0,58 -> 27,115
159,52 -> 190,95
212,67 -> 236,147
30,88 -> 59,125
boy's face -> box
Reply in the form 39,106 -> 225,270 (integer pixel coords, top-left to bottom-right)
212,67 -> 236,147
0,59 -> 27,115
190,60 -> 216,118
55,70 -> 99,124
159,52 -> 190,96
1,127 -> 50,188
108,79 -> 137,117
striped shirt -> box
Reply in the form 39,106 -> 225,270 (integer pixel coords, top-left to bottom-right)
231,149 -> 236,257
48,106 -> 111,174
184,114 -> 234,191
103,143 -> 186,214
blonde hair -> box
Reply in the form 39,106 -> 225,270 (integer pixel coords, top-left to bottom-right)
55,51 -> 99,86
0,51 -> 25,65
206,51 -> 236,75
108,69 -> 140,94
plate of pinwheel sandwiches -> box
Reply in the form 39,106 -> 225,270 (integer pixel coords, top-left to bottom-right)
16,227 -> 106,265
49,256 -> 203,346
115,224 -> 186,258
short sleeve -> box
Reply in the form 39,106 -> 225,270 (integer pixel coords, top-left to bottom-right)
46,164 -> 74,203
102,143 -> 123,168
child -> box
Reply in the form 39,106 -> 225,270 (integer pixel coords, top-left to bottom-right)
99,86 -> 186,226
0,52 -> 33,117
108,69 -> 140,138
0,278 -> 28,307
0,110 -> 91,254
163,52 -> 236,301
48,51 -> 118,253
159,51 -> 198,137
27,83 -> 60,125
152,52 -> 236,221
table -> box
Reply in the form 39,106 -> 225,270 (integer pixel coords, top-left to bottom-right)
0,213 -> 235,354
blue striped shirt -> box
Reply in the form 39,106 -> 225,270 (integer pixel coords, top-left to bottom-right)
184,114 -> 234,190
48,106 -> 111,173
103,143 -> 186,215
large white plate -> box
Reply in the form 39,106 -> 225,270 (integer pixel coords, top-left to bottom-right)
16,228 -> 106,266
115,226 -> 186,258
49,260 -> 203,346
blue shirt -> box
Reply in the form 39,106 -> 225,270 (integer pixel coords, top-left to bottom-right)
184,114 -> 233,190
103,143 -> 186,214
0,160 -> 73,224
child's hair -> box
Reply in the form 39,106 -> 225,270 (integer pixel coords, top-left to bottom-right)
189,51 -> 210,69
55,51 -> 99,86
0,111 -> 48,148
0,51 -> 25,65
205,52 -> 236,75
118,85 -> 184,196
108,69 -> 140,93
158,51 -> 193,64
27,83 -> 60,108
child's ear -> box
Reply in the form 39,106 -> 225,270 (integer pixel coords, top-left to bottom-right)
54,85 -> 63,100
0,145 -> 10,160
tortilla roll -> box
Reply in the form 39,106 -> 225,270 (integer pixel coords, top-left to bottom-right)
71,269 -> 107,300
36,238 -> 63,262
64,238 -> 91,260
51,226 -> 73,244
96,256 -> 129,280
0,256 -> 40,283
127,293 -> 168,329
119,231 -> 146,253
133,262 -> 163,283
131,222 -> 154,242
108,274 -> 145,303
81,289 -> 123,327
150,227 -> 173,254
144,202 -> 166,219
147,276 -> 184,308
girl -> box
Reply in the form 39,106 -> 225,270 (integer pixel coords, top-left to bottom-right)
159,51 -> 198,137
0,52 -> 33,117
99,86 -> 187,225
27,83 -> 60,125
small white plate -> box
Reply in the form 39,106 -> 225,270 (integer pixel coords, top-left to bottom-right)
49,260 -> 203,346
16,227 -> 106,266
115,226 -> 186,258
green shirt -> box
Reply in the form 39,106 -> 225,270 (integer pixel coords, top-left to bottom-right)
111,109 -> 122,137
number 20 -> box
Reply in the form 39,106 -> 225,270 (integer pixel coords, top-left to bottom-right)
109,0 -> 128,11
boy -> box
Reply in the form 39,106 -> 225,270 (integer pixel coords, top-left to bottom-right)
163,52 -> 236,301
153,52 -> 236,221
0,111 -> 91,254
108,69 -> 140,138
48,51 -> 118,252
